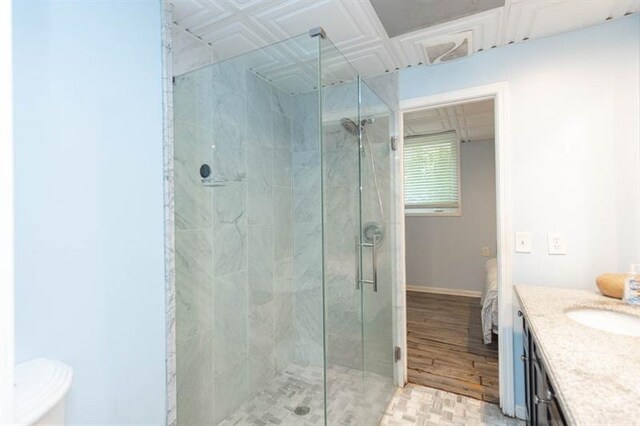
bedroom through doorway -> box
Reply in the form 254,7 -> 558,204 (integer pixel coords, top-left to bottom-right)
402,98 -> 500,403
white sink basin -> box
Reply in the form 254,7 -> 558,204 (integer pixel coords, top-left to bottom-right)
566,308 -> 640,337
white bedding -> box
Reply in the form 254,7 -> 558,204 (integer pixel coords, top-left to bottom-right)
480,258 -> 498,344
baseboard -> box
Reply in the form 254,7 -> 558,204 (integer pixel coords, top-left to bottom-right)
515,405 -> 527,420
406,285 -> 482,298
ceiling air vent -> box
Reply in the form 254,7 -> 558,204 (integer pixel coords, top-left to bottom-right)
421,32 -> 472,65
370,0 -> 504,38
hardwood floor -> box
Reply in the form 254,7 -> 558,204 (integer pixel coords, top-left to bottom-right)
406,291 -> 500,403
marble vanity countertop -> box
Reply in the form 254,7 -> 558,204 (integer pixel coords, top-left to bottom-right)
515,285 -> 640,425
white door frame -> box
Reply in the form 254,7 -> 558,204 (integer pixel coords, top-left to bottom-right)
398,82 -> 515,416
0,0 -> 15,422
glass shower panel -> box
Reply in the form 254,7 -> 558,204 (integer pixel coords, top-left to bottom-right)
319,39 -> 364,425
173,63 -> 217,426
174,33 -> 325,426
359,81 -> 396,424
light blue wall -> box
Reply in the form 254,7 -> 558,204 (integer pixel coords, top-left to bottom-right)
13,1 -> 166,423
400,15 -> 640,411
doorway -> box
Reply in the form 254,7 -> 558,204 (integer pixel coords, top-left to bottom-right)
398,83 -> 514,415
404,98 -> 498,401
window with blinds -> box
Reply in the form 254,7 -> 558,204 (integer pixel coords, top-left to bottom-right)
403,131 -> 461,215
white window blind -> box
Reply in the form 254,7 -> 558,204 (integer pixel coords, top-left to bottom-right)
404,131 -> 460,210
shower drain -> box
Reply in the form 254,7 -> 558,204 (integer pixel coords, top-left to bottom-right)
294,406 -> 310,416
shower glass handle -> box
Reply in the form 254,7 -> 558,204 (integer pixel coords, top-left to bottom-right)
355,236 -> 360,290
357,239 -> 377,292
372,237 -> 377,292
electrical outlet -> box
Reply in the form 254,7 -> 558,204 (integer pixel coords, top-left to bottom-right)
547,233 -> 567,255
482,247 -> 491,257
515,232 -> 532,253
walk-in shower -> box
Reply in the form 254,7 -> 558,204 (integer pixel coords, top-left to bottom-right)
173,29 -> 395,425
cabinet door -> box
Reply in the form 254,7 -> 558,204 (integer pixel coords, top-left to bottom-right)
522,314 -> 533,425
532,349 -> 568,426
545,380 -> 567,426
521,312 -> 568,426
532,344 -> 548,425
548,398 -> 566,426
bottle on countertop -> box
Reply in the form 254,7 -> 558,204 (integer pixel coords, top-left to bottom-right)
623,264 -> 640,305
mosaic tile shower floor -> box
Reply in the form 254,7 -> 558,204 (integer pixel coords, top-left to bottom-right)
219,363 -> 391,426
218,364 -> 522,425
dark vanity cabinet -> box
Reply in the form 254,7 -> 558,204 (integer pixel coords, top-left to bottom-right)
520,311 -> 567,426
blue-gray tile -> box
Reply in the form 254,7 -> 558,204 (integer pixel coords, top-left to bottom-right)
174,122 -> 214,230
293,150 -> 321,225
291,92 -> 319,153
214,270 -> 248,376
272,85 -> 291,118
213,182 -> 246,276
175,229 -> 213,341
248,300 -> 275,391
248,225 -> 274,306
214,358 -> 249,424
176,332 -> 214,426
247,73 -> 273,147
273,186 -> 293,261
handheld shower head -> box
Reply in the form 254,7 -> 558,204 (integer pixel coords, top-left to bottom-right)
340,117 -> 374,136
340,118 -> 360,136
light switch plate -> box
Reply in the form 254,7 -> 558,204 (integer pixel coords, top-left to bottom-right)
547,233 -> 567,255
482,247 -> 491,257
515,232 -> 532,253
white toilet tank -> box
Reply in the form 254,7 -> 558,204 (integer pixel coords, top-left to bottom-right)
14,359 -> 73,426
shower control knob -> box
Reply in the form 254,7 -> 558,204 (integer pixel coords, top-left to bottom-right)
200,164 -> 211,178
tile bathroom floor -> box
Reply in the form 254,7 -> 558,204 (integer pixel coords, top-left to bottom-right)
381,384 -> 525,426
219,363 -> 522,425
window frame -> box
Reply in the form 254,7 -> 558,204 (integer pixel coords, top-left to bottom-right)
403,133 -> 462,217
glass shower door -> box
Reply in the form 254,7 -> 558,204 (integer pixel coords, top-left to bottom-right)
319,40 -> 366,425
359,81 -> 396,424
320,36 -> 396,425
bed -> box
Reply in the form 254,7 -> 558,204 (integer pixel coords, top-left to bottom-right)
480,258 -> 498,344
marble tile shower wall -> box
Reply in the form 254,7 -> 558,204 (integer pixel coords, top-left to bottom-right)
173,59 -> 295,425
290,91 -> 324,367
320,84 -> 363,372
289,84 -> 366,372
173,66 -> 399,424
